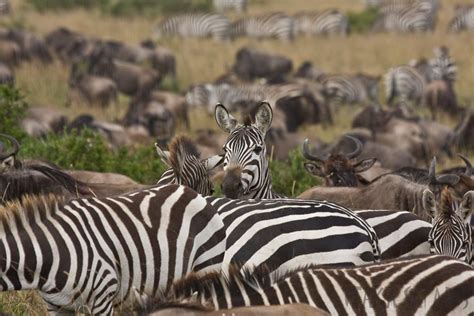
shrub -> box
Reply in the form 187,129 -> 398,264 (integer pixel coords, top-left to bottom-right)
25,0 -> 96,11
0,85 -> 29,141
347,7 -> 379,34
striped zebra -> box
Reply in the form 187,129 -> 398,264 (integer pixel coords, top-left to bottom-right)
373,0 -> 438,33
146,255 -> 474,315
154,14 -> 231,41
293,10 -> 349,36
155,135 -> 224,196
212,0 -> 247,13
429,46 -> 457,83
0,185 -> 226,314
384,64 -> 426,106
321,73 -> 380,105
185,83 -> 309,114
0,0 -> 10,15
229,12 -> 295,41
215,101 -> 284,199
449,4 -> 474,32
425,188 -> 473,266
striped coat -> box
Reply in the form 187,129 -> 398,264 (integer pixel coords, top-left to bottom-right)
152,255 -> 474,315
0,185 -> 226,314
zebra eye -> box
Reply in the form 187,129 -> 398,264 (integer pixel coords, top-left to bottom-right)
253,146 -> 262,154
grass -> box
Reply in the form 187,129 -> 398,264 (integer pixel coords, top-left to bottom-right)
1,0 -> 474,313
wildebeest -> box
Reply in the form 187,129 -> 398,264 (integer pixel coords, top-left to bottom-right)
0,62 -> 14,85
45,27 -> 95,63
0,134 -> 90,203
303,135 -> 377,186
0,29 -> 53,64
424,79 -> 459,119
69,62 -> 118,107
0,38 -> 22,66
231,47 -> 293,83
21,106 -> 68,138
454,111 -> 474,150
89,53 -> 160,96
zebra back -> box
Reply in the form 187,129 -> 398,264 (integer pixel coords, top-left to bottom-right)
294,9 -> 348,36
229,12 -> 295,41
158,255 -> 474,315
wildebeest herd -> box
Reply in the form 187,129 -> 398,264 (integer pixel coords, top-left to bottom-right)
0,0 -> 474,315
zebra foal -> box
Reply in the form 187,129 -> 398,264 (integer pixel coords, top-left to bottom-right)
144,255 -> 474,315
0,185 -> 226,314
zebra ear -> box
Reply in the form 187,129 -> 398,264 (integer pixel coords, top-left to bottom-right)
215,103 -> 239,133
459,191 -> 473,224
155,143 -> 171,167
422,189 -> 437,219
254,101 -> 273,135
202,154 -> 224,171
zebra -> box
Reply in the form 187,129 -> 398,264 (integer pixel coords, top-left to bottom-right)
373,0 -> 438,33
449,4 -> 474,32
0,185 -> 226,314
154,14 -> 231,41
215,101 -> 284,199
0,0 -> 10,15
321,73 -> 380,105
212,0 -> 247,13
384,64 -> 426,106
146,255 -> 474,315
424,188 -> 473,266
293,10 -> 349,36
229,12 -> 295,41
155,135 -> 224,196
429,45 -> 457,83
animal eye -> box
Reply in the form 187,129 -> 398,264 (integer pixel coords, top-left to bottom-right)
254,146 -> 262,154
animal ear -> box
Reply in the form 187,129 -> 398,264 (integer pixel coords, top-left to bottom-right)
254,101 -> 273,135
202,154 -> 224,171
304,162 -> 325,178
459,191 -> 473,224
435,174 -> 460,186
353,158 -> 377,173
2,155 -> 15,168
215,103 -> 240,133
155,143 -> 171,166
422,189 -> 437,219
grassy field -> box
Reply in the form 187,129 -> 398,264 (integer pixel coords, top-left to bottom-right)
0,0 -> 474,313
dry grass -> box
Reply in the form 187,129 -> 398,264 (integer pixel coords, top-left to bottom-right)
0,0 -> 474,313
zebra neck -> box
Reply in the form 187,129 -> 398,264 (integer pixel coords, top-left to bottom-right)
245,168 -> 282,199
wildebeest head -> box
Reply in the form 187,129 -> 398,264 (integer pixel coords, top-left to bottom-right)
216,101 -> 272,199
0,133 -> 20,173
156,135 -> 224,196
423,188 -> 473,264
303,135 -> 376,187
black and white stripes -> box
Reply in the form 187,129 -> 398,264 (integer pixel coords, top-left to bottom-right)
449,5 -> 474,32
0,185 -> 226,313
294,10 -> 349,36
229,12 -> 296,41
155,255 -> 474,315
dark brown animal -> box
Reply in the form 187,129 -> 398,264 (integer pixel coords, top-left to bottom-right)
0,62 -> 14,85
1,29 -> 53,64
232,47 -> 293,83
21,107 -> 68,138
424,79 -> 459,119
303,135 -> 376,186
0,39 -> 22,66
45,27 -> 95,63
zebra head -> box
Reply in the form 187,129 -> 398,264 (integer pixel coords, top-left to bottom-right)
423,188 -> 473,265
156,135 -> 224,196
0,134 -> 20,173
215,101 -> 273,199
303,135 -> 376,187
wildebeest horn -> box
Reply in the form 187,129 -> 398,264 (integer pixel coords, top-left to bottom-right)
344,135 -> 363,160
458,153 -> 472,176
0,133 -> 20,160
428,156 -> 437,183
302,139 -> 326,162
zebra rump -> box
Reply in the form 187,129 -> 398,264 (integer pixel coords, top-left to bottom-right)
208,196 -> 381,274
151,255 -> 474,315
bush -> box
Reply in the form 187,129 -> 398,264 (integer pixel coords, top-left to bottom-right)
347,7 -> 379,34
0,85 -> 28,141
26,0 -> 96,11
270,149 -> 322,197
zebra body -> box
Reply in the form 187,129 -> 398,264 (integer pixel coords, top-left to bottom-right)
428,46 -> 457,83
213,0 -> 247,13
154,14 -> 230,41
294,10 -> 348,36
449,5 -> 474,32
161,255 -> 474,315
385,65 -> 426,105
207,197 -> 380,274
0,185 -> 226,314
229,13 -> 295,41
321,73 -> 379,105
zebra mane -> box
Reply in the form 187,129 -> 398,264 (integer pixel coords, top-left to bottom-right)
169,135 -> 201,160
438,187 -> 456,217
0,194 -> 66,232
